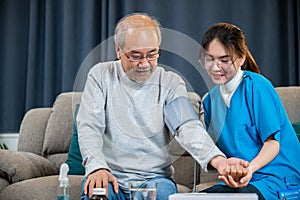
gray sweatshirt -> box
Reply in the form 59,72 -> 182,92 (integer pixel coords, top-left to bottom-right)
77,60 -> 224,190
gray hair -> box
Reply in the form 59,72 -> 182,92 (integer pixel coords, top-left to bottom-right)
114,13 -> 162,49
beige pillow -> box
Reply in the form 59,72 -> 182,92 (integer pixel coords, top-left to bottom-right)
0,150 -> 58,183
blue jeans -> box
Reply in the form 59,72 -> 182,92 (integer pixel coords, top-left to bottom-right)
80,176 -> 178,200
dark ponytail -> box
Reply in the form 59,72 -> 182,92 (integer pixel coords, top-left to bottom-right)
201,23 -> 260,74
243,49 -> 260,73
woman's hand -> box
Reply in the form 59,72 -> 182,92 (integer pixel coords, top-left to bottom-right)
218,157 -> 253,188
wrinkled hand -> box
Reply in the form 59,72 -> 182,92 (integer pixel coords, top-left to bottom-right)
84,169 -> 118,198
218,157 -> 253,188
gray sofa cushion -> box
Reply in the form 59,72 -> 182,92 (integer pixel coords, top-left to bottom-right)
0,150 -> 57,184
42,92 -> 82,159
42,93 -> 74,157
18,108 -> 52,155
275,86 -> 300,123
0,175 -> 82,200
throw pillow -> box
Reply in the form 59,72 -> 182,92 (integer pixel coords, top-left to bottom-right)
292,122 -> 300,142
66,104 -> 85,175
0,149 -> 58,183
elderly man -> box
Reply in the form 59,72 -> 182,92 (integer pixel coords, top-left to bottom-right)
78,13 -> 247,200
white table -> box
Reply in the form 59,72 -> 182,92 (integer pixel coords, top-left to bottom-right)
169,193 -> 258,200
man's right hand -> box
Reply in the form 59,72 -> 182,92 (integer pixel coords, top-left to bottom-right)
84,169 -> 119,198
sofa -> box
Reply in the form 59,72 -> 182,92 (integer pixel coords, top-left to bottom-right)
0,91 -> 213,200
0,86 -> 299,200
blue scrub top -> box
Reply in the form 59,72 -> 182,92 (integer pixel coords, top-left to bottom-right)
203,71 -> 300,199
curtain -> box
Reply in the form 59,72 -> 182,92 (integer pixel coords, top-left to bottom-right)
0,0 -> 299,132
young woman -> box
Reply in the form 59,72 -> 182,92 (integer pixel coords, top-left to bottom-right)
199,23 -> 300,200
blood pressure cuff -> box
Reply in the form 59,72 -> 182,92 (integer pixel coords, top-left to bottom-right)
164,96 -> 198,135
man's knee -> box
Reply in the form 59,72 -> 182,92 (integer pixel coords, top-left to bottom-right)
154,178 -> 178,200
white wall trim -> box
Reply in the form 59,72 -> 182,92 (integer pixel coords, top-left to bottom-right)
0,133 -> 19,150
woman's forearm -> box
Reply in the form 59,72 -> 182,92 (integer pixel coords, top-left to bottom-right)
249,135 -> 280,173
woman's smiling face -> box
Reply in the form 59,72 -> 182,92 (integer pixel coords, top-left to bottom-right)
205,39 -> 245,85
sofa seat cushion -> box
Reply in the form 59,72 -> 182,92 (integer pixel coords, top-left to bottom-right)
0,175 -> 83,200
196,181 -> 219,192
177,184 -> 192,193
0,150 -> 58,184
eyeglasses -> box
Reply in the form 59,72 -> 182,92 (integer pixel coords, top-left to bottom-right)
199,55 -> 233,69
123,49 -> 160,62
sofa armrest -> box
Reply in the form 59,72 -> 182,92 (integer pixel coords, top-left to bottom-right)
0,150 -> 58,184
18,108 -> 52,155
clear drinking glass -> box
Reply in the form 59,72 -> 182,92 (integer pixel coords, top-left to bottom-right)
128,181 -> 157,200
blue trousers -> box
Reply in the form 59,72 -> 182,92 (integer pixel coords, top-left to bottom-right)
80,176 -> 178,200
